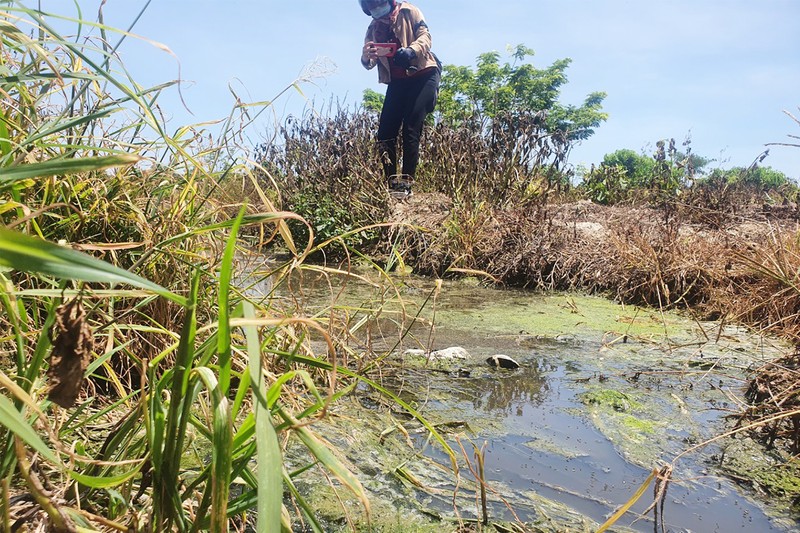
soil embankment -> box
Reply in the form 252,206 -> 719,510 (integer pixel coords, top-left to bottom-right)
390,194 -> 800,332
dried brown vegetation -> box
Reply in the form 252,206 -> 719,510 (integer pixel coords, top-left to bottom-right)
743,356 -> 800,452
390,197 -> 794,313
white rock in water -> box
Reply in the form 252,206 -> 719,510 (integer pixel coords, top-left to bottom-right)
430,347 -> 470,361
486,354 -> 520,369
402,349 -> 426,358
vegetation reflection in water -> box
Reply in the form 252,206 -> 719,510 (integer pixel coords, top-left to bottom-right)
287,273 -> 796,532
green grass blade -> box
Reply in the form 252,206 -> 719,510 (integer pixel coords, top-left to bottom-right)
230,414 -> 255,451
21,292 -> 60,399
0,274 -> 26,374
0,113 -> 10,157
0,72 -> 99,83
243,302 -> 282,533
192,367 -> 232,533
217,207 -> 246,395
84,340 -> 134,378
69,463 -> 143,489
154,212 -> 301,250
157,271 -> 200,530
22,107 -> 116,147
284,469 -> 325,533
60,390 -> 137,439
266,371 -> 305,409
0,227 -> 185,306
0,394 -> 58,464
0,154 -> 140,185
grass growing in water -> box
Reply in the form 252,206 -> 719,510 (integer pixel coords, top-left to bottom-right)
0,4 -> 459,531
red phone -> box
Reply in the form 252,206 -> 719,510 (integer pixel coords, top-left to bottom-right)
373,42 -> 397,57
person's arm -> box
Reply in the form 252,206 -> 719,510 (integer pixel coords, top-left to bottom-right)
404,6 -> 431,58
361,28 -> 378,69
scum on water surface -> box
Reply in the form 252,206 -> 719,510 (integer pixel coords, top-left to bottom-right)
281,274 -> 798,531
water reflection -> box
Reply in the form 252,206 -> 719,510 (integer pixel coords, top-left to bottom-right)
266,269 -> 793,531
471,361 -> 549,416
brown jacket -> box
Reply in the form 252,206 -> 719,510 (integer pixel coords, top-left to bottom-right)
361,2 -> 439,84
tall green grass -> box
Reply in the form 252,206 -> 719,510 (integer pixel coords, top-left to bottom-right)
0,3 -> 453,531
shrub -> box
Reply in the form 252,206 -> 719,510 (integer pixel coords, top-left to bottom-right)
255,106 -> 388,254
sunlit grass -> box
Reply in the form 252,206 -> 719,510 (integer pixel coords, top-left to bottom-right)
3,2 -> 799,531
0,3 -> 445,531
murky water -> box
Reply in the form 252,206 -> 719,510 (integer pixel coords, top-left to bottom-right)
414,362 -> 782,532
260,269 -> 799,531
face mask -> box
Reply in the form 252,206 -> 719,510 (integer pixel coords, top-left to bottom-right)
370,2 -> 392,19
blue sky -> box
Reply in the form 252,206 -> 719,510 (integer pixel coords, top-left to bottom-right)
41,1 -> 800,179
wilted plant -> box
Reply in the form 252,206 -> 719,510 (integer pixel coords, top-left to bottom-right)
254,105 -> 388,254
421,110 -> 572,206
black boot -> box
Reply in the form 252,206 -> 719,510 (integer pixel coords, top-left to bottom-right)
388,174 -> 413,199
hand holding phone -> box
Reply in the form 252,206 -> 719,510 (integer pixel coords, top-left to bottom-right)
373,42 -> 397,58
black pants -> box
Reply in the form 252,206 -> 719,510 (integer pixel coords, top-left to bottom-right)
377,68 -> 440,180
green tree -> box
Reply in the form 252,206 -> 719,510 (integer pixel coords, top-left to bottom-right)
601,149 -> 655,187
706,166 -> 790,190
437,44 -> 607,140
362,88 -> 383,114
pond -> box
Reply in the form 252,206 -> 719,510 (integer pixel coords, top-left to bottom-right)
266,271 -> 799,532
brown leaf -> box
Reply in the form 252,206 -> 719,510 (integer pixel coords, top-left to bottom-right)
47,298 -> 93,408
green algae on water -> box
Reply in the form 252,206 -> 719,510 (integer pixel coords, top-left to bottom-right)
436,290 -> 676,341
717,436 -> 800,523
580,389 -> 640,412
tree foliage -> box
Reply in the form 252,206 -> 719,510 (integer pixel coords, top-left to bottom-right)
436,44 -> 607,140
362,88 -> 384,114
600,149 -> 656,187
702,166 -> 791,190
361,44 -> 607,142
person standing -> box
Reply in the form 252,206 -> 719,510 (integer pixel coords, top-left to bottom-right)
360,0 -> 441,198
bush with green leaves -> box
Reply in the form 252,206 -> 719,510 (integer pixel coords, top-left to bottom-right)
599,149 -> 656,188
580,163 -> 631,205
580,139 -> 712,205
287,186 -> 379,251
718,165 -> 791,190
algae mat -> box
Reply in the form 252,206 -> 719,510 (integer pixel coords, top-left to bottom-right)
286,276 -> 799,531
